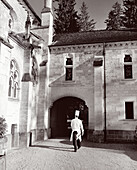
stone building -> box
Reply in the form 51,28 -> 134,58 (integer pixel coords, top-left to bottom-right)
1,0 -> 137,150
0,0 -> 52,149
49,30 -> 137,142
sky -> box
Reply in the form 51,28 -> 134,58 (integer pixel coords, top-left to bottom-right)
28,0 -> 123,30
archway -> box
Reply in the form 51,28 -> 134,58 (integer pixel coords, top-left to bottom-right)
50,97 -> 88,138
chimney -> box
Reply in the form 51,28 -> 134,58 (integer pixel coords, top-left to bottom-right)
41,0 -> 53,44
42,0 -> 52,11
41,0 -> 53,26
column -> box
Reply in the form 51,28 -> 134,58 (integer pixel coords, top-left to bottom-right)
93,56 -> 104,142
19,48 -> 32,147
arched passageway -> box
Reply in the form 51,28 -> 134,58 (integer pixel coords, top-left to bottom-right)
50,97 -> 88,138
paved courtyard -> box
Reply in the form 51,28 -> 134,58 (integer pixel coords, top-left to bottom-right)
1,138 -> 137,170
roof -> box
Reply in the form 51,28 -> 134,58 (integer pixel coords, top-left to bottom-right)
1,0 -> 13,10
2,0 -> 41,25
18,0 -> 41,24
50,29 -> 137,47
9,31 -> 42,48
0,36 -> 13,49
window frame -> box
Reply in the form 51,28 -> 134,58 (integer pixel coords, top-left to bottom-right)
8,60 -> 20,99
124,54 -> 133,79
125,101 -> 134,119
64,54 -> 74,81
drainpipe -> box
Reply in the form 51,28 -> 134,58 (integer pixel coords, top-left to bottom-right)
103,43 -> 107,142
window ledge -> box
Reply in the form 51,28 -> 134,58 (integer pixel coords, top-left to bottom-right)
121,79 -> 136,82
8,97 -> 19,102
61,80 -> 76,84
49,81 -> 76,87
119,119 -> 137,121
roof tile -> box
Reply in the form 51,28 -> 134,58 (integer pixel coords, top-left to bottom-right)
50,30 -> 137,47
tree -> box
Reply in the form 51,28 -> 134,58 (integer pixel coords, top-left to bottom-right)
122,0 -> 137,28
105,2 -> 124,30
78,2 -> 96,31
53,0 -> 80,34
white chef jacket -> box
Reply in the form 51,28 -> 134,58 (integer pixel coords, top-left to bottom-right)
70,117 -> 84,142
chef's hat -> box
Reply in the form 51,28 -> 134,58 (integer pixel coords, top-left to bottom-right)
75,110 -> 80,117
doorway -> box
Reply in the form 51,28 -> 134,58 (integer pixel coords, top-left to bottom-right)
50,97 -> 88,138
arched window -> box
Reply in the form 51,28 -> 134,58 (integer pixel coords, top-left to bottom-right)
8,77 -> 13,97
8,60 -> 20,99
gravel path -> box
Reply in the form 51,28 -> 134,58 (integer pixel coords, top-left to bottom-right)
0,138 -> 137,170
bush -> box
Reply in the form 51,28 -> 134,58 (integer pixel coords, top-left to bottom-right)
0,117 -> 7,138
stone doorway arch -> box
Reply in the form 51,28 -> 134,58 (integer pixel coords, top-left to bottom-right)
50,97 -> 88,138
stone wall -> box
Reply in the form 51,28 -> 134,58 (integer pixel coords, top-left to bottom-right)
49,45 -> 101,130
49,42 -> 137,142
0,0 -> 43,148
0,1 -> 10,39
105,42 -> 137,132
106,130 -> 135,142
87,129 -> 136,143
7,38 -> 24,134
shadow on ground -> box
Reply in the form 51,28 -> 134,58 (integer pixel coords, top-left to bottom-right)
60,138 -> 137,162
31,144 -> 74,152
32,138 -> 137,162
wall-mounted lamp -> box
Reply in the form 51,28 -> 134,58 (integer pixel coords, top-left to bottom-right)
39,60 -> 48,67
93,59 -> 103,67
21,73 -> 31,82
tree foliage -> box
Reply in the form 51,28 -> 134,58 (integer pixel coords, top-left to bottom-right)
105,0 -> 137,30
53,0 -> 80,34
105,2 -> 123,30
78,2 -> 96,31
122,0 -> 137,28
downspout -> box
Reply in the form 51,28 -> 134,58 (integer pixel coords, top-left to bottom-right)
103,43 -> 107,142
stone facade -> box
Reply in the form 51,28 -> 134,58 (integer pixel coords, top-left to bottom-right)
0,0 -> 52,149
49,40 -> 137,142
104,42 -> 137,142
1,0 -> 137,151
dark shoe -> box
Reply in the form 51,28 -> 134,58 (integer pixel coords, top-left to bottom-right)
78,146 -> 81,149
74,147 -> 77,152
74,149 -> 77,152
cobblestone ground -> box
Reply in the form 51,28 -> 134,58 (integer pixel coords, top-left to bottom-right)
1,138 -> 137,170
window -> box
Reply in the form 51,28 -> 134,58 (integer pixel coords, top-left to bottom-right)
124,55 -> 132,79
8,60 -> 20,99
125,102 -> 134,119
65,57 -> 73,81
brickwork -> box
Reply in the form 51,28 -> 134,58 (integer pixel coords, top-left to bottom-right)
87,130 -> 104,143
106,130 -> 135,142
87,129 -> 137,143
